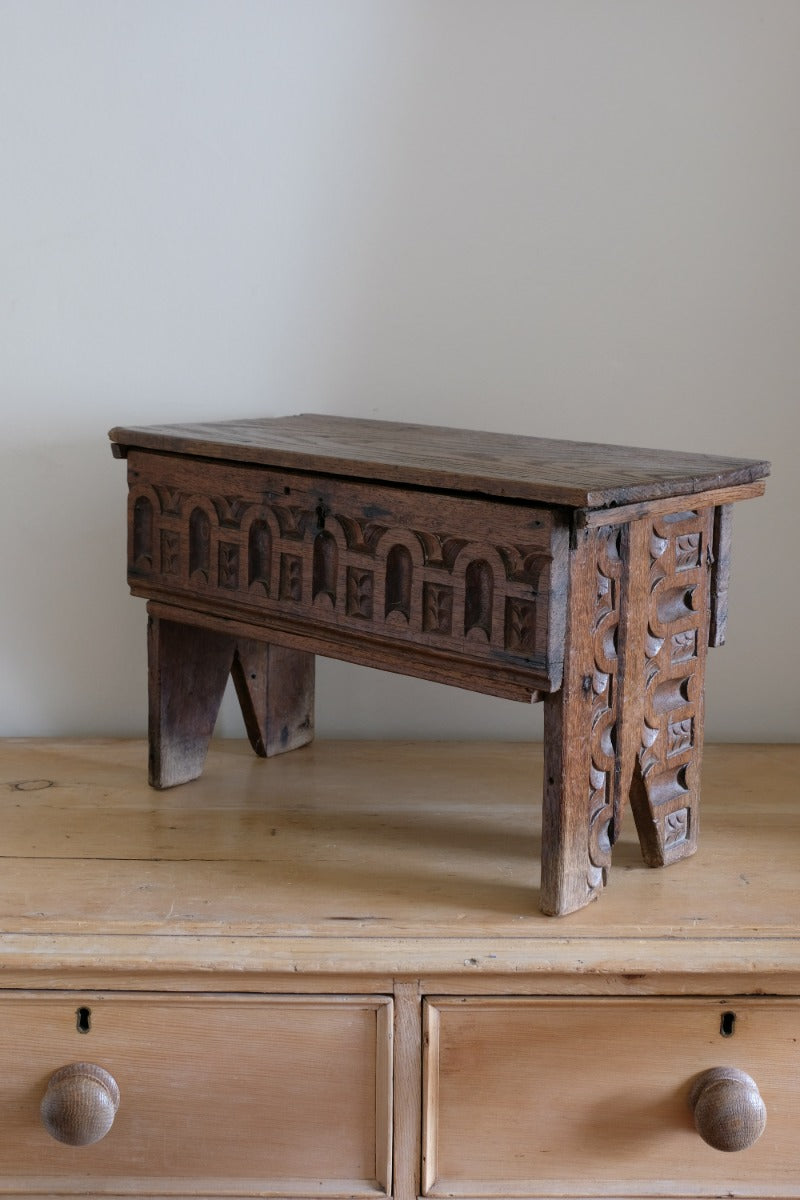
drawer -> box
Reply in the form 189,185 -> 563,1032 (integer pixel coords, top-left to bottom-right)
125,450 -> 568,695
423,997 -> 800,1198
0,992 -> 392,1198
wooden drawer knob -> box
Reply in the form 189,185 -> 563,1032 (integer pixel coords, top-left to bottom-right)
689,1067 -> 766,1152
40,1063 -> 120,1146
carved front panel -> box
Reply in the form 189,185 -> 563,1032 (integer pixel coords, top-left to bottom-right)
126,452 -> 568,690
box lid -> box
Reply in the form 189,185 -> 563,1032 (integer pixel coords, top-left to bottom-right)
109,413 -> 770,510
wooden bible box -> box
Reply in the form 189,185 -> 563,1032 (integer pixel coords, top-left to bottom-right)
109,414 -> 769,915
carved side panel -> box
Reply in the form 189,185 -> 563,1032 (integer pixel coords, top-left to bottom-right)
126,454 -> 566,687
586,525 -> 623,891
541,522 -> 624,915
633,509 -> 712,865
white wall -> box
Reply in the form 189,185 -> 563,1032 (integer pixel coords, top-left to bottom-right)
2,0 -> 797,742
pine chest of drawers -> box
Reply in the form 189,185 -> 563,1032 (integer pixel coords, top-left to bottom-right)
0,739 -> 797,1198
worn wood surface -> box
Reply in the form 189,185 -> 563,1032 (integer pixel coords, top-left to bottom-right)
230,638 -> 315,758
0,739 -> 797,985
148,615 -> 315,788
147,614 -> 233,788
541,525 -> 602,913
109,414 -> 770,510
575,481 -> 765,527
149,599 -> 545,707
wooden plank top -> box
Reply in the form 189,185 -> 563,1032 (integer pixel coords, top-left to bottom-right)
108,414 -> 770,509
1,739 -> 797,989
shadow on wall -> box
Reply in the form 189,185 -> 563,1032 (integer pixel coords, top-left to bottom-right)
0,436 -> 145,736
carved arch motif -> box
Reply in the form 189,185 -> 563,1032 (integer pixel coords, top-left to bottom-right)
125,461 -> 559,675
129,485 -> 160,569
373,528 -> 425,629
242,508 -> 281,596
312,530 -> 338,609
184,499 -> 218,585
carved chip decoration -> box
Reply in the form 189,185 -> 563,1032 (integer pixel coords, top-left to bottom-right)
128,474 -> 555,673
639,510 -> 712,860
586,525 -> 622,891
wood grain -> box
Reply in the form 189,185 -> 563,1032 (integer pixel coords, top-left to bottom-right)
147,598 -> 546,703
423,997 -> 799,1197
392,982 -> 421,1200
0,993 -> 391,1195
109,414 -> 770,510
541,525 -> 602,914
689,1066 -> 767,1153
39,1062 -> 120,1147
229,638 -> 315,758
0,738 -> 796,1198
575,480 -> 765,527
147,614 -> 233,788
628,508 -> 713,868
0,739 -> 797,979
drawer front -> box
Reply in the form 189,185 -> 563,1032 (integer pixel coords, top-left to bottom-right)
423,997 -> 800,1198
0,993 -> 392,1197
125,450 -> 568,695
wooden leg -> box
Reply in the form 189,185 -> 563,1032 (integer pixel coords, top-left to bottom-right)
230,640 -> 315,758
148,615 -> 235,789
541,525 -> 625,916
148,612 -> 316,788
540,509 -> 714,915
628,508 -> 713,867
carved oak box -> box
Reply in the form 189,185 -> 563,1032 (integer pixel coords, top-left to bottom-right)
110,414 -> 769,916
